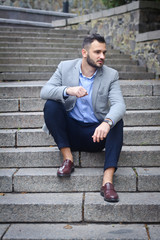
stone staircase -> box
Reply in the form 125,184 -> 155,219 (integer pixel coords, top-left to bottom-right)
0,26 -> 160,239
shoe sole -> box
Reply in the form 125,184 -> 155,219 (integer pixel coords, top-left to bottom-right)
57,168 -> 74,177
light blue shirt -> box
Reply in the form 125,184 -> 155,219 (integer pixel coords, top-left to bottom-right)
65,69 -> 99,123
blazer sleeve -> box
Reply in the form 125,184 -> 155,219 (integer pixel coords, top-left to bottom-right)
105,71 -> 126,125
40,62 -> 67,104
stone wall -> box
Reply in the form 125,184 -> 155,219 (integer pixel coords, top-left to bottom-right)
60,1 -> 160,78
0,0 -> 106,14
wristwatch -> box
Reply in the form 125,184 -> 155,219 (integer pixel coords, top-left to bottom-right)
103,119 -> 113,128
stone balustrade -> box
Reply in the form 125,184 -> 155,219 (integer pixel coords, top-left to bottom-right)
53,1 -> 160,78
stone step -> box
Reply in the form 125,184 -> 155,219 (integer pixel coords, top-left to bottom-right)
6,167 -> 160,193
0,47 -> 81,53
0,71 -> 154,81
1,167 -> 136,193
1,223 -> 153,240
0,112 -> 44,129
0,51 -> 131,60
0,80 -> 159,99
1,96 -> 160,112
0,192 -> 83,223
0,64 -> 146,73
0,169 -> 16,192
0,47 -> 82,53
0,32 -> 86,38
0,99 -> 19,112
0,42 -> 120,53
0,52 -> 81,58
84,192 -> 160,223
0,42 -> 82,48
1,165 -> 160,197
0,72 -> 53,81
124,110 -> 160,126
0,81 -> 44,99
0,127 -> 160,147
0,192 -> 159,223
0,110 -> 159,129
124,96 -> 160,110
135,167 -> 160,191
0,26 -> 89,34
0,37 -> 83,44
0,146 -> 159,168
119,72 -> 154,80
0,57 -> 137,65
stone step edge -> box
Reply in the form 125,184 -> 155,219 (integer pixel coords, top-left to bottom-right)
0,64 -> 141,67
1,167 -> 160,193
1,126 -> 160,131
0,18 -> 54,28
1,223 -> 156,240
0,145 -> 159,152
0,192 -> 160,223
1,96 -> 160,112
0,146 -> 160,168
0,72 -> 155,81
1,110 -> 159,115
0,25 -> 88,32
1,126 -> 158,147
0,79 -> 159,87
0,167 -> 136,193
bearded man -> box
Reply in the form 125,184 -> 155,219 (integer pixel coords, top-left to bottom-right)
40,34 -> 126,202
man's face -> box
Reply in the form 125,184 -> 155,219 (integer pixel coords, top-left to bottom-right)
86,40 -> 106,68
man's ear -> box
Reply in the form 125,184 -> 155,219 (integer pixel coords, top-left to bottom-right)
82,48 -> 88,58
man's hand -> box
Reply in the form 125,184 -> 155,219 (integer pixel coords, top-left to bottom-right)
92,122 -> 110,143
66,86 -> 88,98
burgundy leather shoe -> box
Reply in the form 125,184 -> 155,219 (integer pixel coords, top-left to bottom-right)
57,159 -> 74,177
100,182 -> 119,202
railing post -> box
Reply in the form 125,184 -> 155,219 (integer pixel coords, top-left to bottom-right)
63,0 -> 69,13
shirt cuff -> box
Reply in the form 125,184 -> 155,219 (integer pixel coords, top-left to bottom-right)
63,87 -> 69,98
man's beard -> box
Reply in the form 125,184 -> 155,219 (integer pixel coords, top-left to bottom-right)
87,54 -> 104,68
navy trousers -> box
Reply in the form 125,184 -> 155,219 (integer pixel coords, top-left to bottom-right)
44,100 -> 123,171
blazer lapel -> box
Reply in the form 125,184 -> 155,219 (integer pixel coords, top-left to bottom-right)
72,59 -> 82,86
92,67 -> 103,109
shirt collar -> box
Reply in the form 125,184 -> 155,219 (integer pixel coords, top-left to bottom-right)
80,67 -> 97,80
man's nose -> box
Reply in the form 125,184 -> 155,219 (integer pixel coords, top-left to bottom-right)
100,52 -> 105,59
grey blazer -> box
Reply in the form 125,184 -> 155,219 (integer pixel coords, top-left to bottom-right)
40,58 -> 126,131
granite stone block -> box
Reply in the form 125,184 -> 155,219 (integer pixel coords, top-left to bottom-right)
13,167 -> 136,192
3,223 -> 148,240
0,147 -> 79,168
20,98 -> 45,111
80,146 -> 160,167
0,224 -> 9,239
0,193 -> 83,222
0,99 -> 18,112
84,192 -> 160,222
123,127 -> 160,145
124,96 -> 160,110
17,129 -> 54,147
136,168 -> 160,191
0,130 -> 16,147
0,84 -> 42,99
0,169 -> 16,192
120,81 -> 152,96
124,110 -> 160,126
0,112 -> 44,128
148,225 -> 160,240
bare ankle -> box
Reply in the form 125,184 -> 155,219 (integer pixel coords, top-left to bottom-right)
60,147 -> 73,162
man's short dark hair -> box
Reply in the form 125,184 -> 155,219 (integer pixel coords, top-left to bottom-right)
82,33 -> 106,49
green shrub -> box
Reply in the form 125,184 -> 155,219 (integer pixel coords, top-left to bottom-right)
101,0 -> 131,9
102,0 -> 160,9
